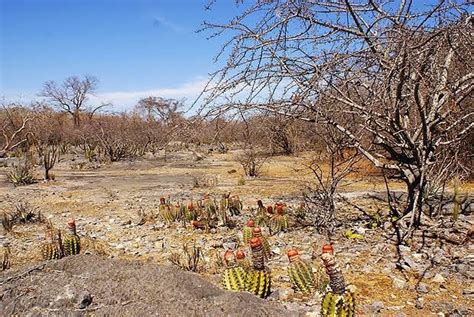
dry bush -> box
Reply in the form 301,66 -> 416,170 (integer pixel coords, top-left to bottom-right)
1,202 -> 44,232
168,243 -> 202,272
7,158 -> 35,186
236,148 -> 268,177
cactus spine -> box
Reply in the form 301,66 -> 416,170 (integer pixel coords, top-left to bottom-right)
243,219 -> 255,244
287,249 -> 316,295
63,219 -> 81,256
42,230 -> 61,260
320,245 -> 355,317
221,250 -> 247,292
245,237 -> 271,298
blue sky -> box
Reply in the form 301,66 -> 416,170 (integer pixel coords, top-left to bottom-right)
1,0 -> 236,110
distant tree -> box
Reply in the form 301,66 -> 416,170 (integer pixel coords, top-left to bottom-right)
135,97 -> 183,124
40,75 -> 106,128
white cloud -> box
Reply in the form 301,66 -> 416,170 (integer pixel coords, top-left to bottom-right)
89,77 -> 209,111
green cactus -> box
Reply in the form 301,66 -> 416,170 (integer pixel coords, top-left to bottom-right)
243,219 -> 255,244
42,230 -> 61,260
63,220 -> 81,256
202,195 -> 218,220
255,200 -> 269,226
269,214 -> 288,235
184,202 -> 199,221
245,237 -> 271,298
228,195 -> 242,216
221,250 -> 247,291
252,227 -> 271,259
321,291 -> 355,317
287,249 -> 316,295
320,249 -> 355,317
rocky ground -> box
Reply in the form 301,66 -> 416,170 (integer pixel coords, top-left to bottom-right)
0,151 -> 472,316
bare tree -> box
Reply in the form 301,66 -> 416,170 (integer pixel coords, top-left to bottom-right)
200,1 -> 473,239
303,125 -> 360,236
136,96 -> 183,124
0,105 -> 33,157
40,75 -> 105,128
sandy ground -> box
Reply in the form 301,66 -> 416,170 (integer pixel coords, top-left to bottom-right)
0,150 -> 472,316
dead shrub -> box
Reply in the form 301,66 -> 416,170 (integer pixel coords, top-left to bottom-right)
168,243 -> 202,272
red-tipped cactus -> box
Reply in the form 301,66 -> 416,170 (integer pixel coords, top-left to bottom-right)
287,249 -> 318,295
245,237 -> 271,298
320,247 -> 355,317
269,205 -> 288,235
221,249 -> 247,291
63,219 -> 80,256
236,249 -> 251,272
252,227 -> 271,259
242,219 -> 255,244
255,200 -> 269,226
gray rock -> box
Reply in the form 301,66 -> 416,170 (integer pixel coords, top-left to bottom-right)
392,276 -> 407,289
78,292 -> 93,309
369,301 -> 385,313
416,283 -> 430,294
415,297 -> 424,309
432,273 -> 445,283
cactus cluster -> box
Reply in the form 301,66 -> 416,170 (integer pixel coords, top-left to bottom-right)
159,197 -> 181,223
41,219 -> 81,260
158,193 -> 242,227
320,245 -> 355,317
221,250 -> 247,292
219,193 -> 242,222
245,237 -> 271,298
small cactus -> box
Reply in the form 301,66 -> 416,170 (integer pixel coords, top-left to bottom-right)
243,219 -> 255,244
221,250 -> 247,291
245,237 -> 271,298
287,249 -> 316,295
320,245 -> 355,317
63,219 -> 81,256
219,193 -> 230,224
159,198 -> 175,223
184,201 -> 199,221
202,194 -> 218,220
236,249 -> 251,272
42,230 -> 61,260
228,195 -> 242,216
252,227 -> 271,259
269,205 -> 288,235
255,200 -> 268,226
